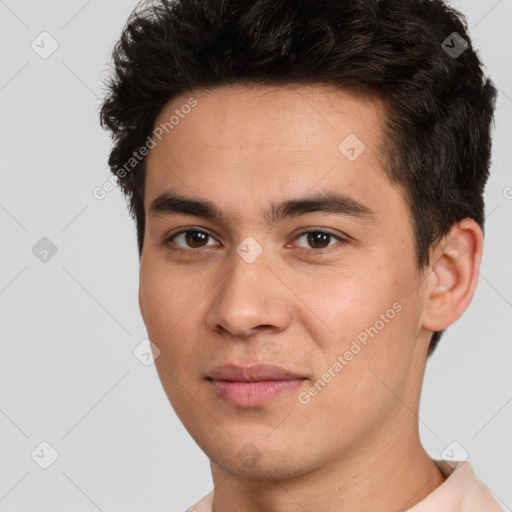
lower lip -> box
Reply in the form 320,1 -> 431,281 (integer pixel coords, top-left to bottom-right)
208,379 -> 305,406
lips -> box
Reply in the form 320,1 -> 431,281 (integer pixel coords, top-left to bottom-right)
206,363 -> 305,382
206,364 -> 307,407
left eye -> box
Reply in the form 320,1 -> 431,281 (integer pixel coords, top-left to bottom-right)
292,230 -> 344,250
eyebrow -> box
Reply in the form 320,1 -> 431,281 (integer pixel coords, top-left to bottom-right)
148,191 -> 376,225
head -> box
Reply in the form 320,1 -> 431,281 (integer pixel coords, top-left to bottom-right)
100,0 -> 496,480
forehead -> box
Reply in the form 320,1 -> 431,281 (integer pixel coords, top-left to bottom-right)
144,84 -> 405,226
150,84 -> 383,157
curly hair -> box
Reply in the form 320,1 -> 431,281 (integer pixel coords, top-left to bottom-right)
99,0 -> 497,356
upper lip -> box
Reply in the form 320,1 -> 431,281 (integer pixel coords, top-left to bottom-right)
207,364 -> 305,382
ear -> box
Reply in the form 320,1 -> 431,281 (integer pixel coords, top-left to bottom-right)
421,218 -> 484,333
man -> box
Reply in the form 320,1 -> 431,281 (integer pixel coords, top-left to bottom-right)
100,0 -> 502,509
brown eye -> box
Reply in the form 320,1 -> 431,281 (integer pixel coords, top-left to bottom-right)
184,231 -> 208,248
306,231 -> 331,249
294,230 -> 344,250
169,230 -> 217,249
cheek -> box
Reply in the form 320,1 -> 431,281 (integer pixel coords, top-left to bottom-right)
302,257 -> 421,370
295,289 -> 420,443
139,258 -> 204,336
296,264 -> 402,336
139,259 -> 217,378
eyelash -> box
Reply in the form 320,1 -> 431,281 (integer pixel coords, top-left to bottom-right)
162,227 -> 349,255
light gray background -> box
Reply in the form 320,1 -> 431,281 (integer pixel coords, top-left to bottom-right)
0,0 -> 511,510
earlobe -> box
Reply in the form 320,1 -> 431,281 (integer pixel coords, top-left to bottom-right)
421,218 -> 483,333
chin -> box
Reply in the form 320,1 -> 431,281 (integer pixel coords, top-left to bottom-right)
208,442 -> 317,480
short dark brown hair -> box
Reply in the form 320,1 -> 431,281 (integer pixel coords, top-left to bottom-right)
99,0 -> 497,355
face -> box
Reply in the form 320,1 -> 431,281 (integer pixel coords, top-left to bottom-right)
139,84 -> 431,479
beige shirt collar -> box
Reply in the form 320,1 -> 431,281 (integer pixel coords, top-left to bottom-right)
405,460 -> 502,511
187,460 -> 502,512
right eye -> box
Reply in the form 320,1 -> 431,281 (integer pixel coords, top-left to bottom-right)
165,228 -> 220,251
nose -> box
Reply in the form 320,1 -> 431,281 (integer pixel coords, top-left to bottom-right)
206,250 -> 293,338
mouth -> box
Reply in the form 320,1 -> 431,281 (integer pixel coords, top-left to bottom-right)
206,364 -> 308,407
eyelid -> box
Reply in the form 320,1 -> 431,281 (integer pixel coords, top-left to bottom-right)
292,227 -> 347,239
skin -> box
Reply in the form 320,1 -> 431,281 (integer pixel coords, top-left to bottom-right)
138,84 -> 483,512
